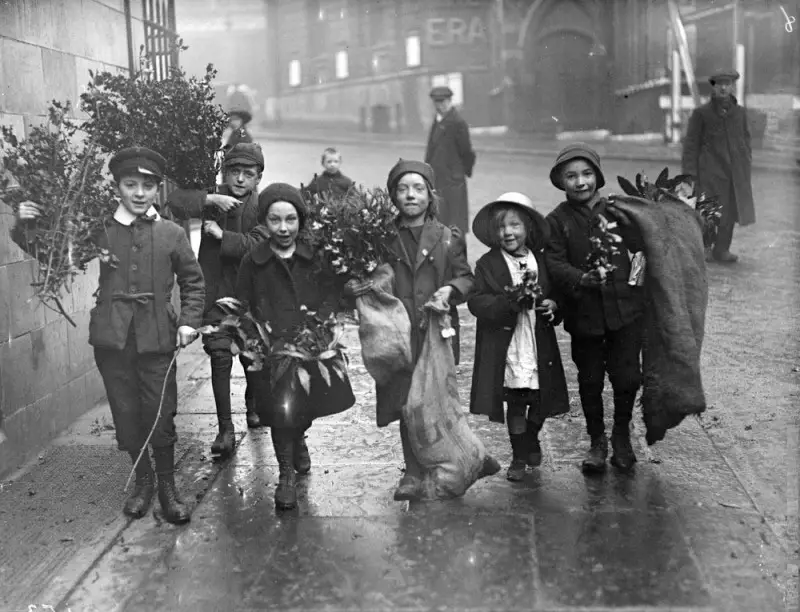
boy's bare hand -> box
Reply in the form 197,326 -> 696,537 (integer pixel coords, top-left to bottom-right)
202,220 -> 223,239
17,201 -> 43,220
343,279 -> 374,298
177,325 -> 198,347
206,193 -> 241,212
535,298 -> 558,322
580,270 -> 605,288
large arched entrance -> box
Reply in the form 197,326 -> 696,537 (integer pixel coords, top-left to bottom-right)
512,0 -> 610,134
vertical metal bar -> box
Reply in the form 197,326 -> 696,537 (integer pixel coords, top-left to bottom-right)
124,0 -> 135,74
155,0 -> 163,80
168,0 -> 178,70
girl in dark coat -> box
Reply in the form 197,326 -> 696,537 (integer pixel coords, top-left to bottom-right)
236,183 -> 352,510
468,193 -> 570,481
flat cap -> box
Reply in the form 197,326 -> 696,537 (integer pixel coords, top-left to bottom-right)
709,69 -> 740,83
224,142 -> 264,172
429,86 -> 454,101
109,146 -> 166,181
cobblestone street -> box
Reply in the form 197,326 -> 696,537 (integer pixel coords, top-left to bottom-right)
1,138 -> 797,612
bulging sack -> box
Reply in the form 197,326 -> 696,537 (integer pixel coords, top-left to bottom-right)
355,263 -> 413,385
403,311 -> 496,500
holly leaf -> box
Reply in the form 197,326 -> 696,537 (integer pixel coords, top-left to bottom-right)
617,176 -> 640,197
317,360 -> 332,387
296,366 -> 311,395
331,358 -> 347,382
655,167 -> 670,188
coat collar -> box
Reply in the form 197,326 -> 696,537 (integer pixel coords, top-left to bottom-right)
113,204 -> 160,225
428,108 -> 457,151
251,239 -> 314,266
393,218 -> 445,270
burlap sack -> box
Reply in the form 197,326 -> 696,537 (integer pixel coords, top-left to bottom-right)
403,311 -> 492,500
355,263 -> 413,385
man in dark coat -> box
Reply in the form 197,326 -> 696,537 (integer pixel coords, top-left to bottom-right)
682,68 -> 755,263
424,86 -> 476,233
167,143 -> 269,456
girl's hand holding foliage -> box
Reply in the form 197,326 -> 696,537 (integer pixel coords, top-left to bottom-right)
504,268 -> 543,310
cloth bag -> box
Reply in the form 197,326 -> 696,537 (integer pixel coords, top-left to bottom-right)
355,263 -> 413,385
608,194 -> 708,444
402,310 -> 495,499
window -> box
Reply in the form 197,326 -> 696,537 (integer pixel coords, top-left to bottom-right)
405,33 -> 421,67
289,59 -> 302,87
335,50 -> 349,79
431,73 -> 464,106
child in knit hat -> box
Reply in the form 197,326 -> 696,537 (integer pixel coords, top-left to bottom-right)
544,143 -> 645,474
304,147 -> 355,201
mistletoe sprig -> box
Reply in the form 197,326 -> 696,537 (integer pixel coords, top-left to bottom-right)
504,267 -> 543,310
616,168 -> 723,248
585,211 -> 623,281
0,102 -> 118,326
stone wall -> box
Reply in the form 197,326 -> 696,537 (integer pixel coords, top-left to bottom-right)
0,0 -> 147,478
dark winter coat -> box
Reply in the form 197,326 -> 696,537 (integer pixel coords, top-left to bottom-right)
224,126 -> 253,151
468,248 -> 570,424
681,97 -> 755,226
546,198 -> 645,337
166,185 -> 267,321
11,212 -> 205,354
304,171 -> 355,201
424,108 -> 476,233
375,219 -> 475,427
235,240 -> 339,340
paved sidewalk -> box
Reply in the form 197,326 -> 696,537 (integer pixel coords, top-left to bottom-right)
253,125 -> 800,174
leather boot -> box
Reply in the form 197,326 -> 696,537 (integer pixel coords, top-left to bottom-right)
124,449 -> 155,519
526,421 -> 543,467
611,431 -> 637,472
211,425 -> 235,457
272,428 -> 297,510
153,446 -> 190,524
294,428 -> 311,475
395,422 -> 422,501
246,410 -> 262,429
581,435 -> 608,473
506,434 -> 527,481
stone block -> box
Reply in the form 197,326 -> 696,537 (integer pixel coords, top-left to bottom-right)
0,334 -> 36,417
69,264 -> 98,313
82,0 -> 129,68
0,38 -> 46,115
54,374 -> 89,436
67,308 -> 93,379
3,391 -> 56,457
0,267 -> 9,343
84,367 -> 106,406
41,48 -> 78,108
30,318 -> 70,398
7,259 -> 46,338
0,198 -> 27,267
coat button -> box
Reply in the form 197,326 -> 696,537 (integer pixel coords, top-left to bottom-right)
548,361 -> 553,367
422,249 -> 429,257
131,264 -> 138,271
429,256 -> 435,262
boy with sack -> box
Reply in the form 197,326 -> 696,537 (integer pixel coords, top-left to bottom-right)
468,193 -> 570,481
11,147 -> 205,523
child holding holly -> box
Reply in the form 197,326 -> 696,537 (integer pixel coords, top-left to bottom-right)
468,193 -> 570,481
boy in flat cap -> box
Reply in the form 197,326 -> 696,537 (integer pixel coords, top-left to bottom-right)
545,144 -> 645,473
424,86 -> 476,233
682,68 -> 754,263
167,142 -> 269,457
11,146 -> 205,524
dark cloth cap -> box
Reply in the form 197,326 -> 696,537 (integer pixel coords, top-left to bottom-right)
229,109 -> 253,124
430,86 -> 454,101
109,146 -> 166,181
257,182 -> 307,227
709,69 -> 740,84
549,142 -> 605,190
386,159 -> 435,192
224,142 -> 264,172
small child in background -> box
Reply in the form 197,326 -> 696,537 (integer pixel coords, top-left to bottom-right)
304,147 -> 355,201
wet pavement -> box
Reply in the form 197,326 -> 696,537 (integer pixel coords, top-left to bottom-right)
1,139 -> 796,612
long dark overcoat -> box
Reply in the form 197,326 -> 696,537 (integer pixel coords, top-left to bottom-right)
468,248 -> 570,424
681,97 -> 755,226
375,219 -> 475,427
424,108 -> 476,233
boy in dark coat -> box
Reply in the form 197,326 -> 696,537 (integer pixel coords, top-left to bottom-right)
424,86 -> 476,233
166,143 -> 269,456
11,147 -> 205,524
304,147 -> 355,201
545,144 -> 645,473
468,192 -> 570,481
236,183 -> 350,510
344,159 -> 475,501
681,69 -> 754,263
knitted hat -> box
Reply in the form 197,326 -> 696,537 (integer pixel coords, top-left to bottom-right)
472,192 -> 550,250
386,159 -> 436,192
257,183 -> 307,227
109,146 -> 166,182
549,143 -> 606,190
223,142 -> 264,172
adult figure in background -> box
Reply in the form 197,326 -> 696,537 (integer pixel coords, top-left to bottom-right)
682,68 -> 755,263
424,86 -> 476,233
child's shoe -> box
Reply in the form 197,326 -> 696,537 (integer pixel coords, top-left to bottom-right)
610,431 -> 637,472
526,422 -> 543,467
507,433 -> 527,481
581,435 -> 608,473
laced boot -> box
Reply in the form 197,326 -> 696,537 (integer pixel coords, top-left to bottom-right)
506,434 -> 528,481
581,435 -> 608,474
611,430 -> 637,472
294,428 -> 311,475
272,428 -> 297,510
394,423 -> 422,501
153,446 -> 190,524
526,421 -> 543,467
124,449 -> 155,518
211,423 -> 236,457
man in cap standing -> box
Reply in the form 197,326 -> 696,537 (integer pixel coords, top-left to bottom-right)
167,143 -> 269,457
424,86 -> 476,233
682,69 -> 755,263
